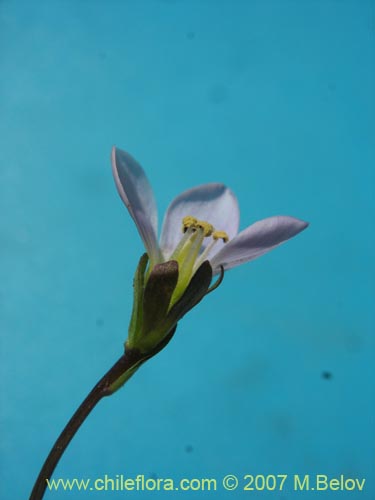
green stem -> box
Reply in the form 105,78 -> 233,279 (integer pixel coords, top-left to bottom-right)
29,349 -> 143,500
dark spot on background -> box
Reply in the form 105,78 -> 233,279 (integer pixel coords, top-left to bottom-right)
99,52 -> 107,60
185,444 -> 193,453
328,83 -> 336,92
322,371 -> 333,380
150,472 -> 158,480
207,84 -> 229,104
186,31 -> 195,40
96,318 -> 104,327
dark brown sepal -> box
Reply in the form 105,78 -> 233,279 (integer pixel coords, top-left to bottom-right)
141,260 -> 179,336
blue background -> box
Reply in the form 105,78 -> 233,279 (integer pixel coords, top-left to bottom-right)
1,1 -> 374,498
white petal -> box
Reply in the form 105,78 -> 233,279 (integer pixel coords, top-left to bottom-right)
159,183 -> 240,258
111,147 -> 161,264
210,216 -> 308,272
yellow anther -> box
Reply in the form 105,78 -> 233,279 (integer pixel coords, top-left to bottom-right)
182,215 -> 198,233
213,230 -> 229,243
196,220 -> 215,237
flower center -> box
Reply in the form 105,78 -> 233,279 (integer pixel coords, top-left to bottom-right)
169,215 -> 229,305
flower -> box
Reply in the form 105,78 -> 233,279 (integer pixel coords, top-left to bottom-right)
111,147 -> 308,355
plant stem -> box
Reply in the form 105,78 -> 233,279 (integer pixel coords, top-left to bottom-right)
29,349 -> 143,500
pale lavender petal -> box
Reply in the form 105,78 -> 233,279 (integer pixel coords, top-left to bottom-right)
159,183 -> 240,258
210,216 -> 308,272
111,147 -> 161,264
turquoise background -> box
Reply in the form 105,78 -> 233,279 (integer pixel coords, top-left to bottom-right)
1,1 -> 374,498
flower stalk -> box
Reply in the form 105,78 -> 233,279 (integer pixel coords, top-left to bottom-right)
29,327 -> 177,500
29,351 -> 141,500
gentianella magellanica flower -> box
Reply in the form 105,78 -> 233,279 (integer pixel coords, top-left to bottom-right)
111,147 -> 308,359
29,147 -> 309,500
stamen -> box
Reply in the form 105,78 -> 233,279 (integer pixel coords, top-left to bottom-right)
196,220 -> 214,237
170,226 -> 196,260
169,216 -> 230,302
213,230 -> 229,243
170,226 -> 206,304
182,216 -> 197,233
193,229 -> 229,273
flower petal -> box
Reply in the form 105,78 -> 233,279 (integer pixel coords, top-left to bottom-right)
111,147 -> 161,264
210,216 -> 309,272
160,183 -> 240,259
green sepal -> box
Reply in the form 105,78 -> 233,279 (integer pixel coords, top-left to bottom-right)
166,260 -> 213,325
110,324 -> 179,394
126,257 -> 215,356
127,253 -> 148,349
